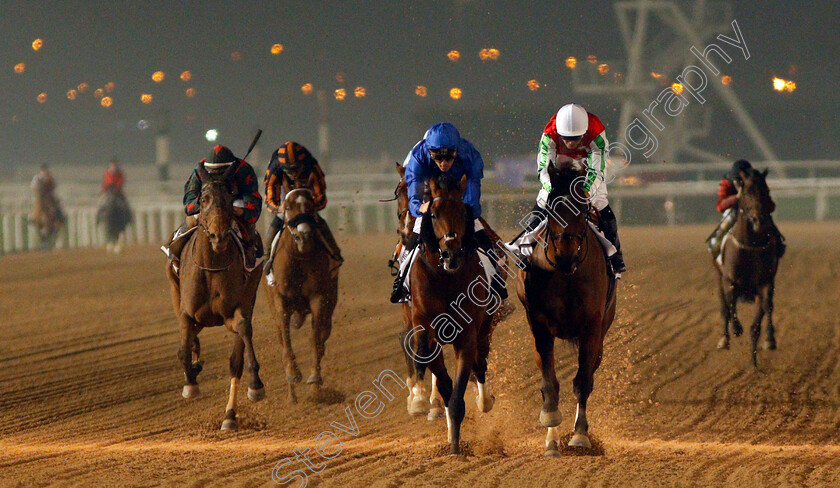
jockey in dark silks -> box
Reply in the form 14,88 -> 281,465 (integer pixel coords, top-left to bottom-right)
389,122 -> 508,304
262,141 -> 343,284
707,159 -> 786,257
161,145 -> 263,272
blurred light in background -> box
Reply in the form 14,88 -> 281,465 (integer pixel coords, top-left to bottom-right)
479,48 -> 499,61
671,83 -> 684,94
597,63 -> 610,75
94,88 -> 104,99
527,79 -> 540,91
231,52 -> 242,61
185,88 -> 196,98
137,120 -> 149,130
587,55 -> 597,64
721,75 -> 733,86
152,71 -> 165,82
449,87 -> 462,100
650,71 -> 664,79
14,63 -> 25,74
205,129 -> 218,142
104,82 -> 115,93
180,71 -> 192,82
32,39 -> 43,51
565,57 -> 577,69
335,72 -> 345,83
66,89 -> 77,100
415,85 -> 427,97
37,93 -> 47,103
271,44 -> 284,55
773,77 -> 796,92
334,88 -> 346,100
77,83 -> 89,93
301,83 -> 313,95
488,48 -> 500,60
141,94 -> 153,104
100,97 -> 112,108
354,86 -> 366,98
447,50 -> 460,62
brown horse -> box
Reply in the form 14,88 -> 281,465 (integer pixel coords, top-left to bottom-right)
166,163 -> 265,430
409,174 -> 497,454
265,188 -> 339,403
30,179 -> 64,250
516,163 -> 617,457
714,168 -> 780,366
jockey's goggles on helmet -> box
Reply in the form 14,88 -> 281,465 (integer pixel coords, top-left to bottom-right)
560,134 -> 583,142
430,150 -> 456,162
281,163 -> 301,173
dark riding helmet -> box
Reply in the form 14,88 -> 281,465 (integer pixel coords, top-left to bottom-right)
204,145 -> 237,173
728,159 -> 752,182
271,141 -> 313,175
425,123 -> 461,151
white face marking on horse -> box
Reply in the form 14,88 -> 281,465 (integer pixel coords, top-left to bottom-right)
297,223 -> 311,234
296,194 -> 306,207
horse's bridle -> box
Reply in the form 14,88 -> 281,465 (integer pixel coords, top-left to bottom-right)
544,202 -> 591,272
427,195 -> 470,266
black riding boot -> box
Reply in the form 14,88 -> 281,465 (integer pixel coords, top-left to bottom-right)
241,223 -> 261,269
390,233 -> 420,303
264,216 -> 285,276
475,228 -> 508,300
599,205 -> 626,274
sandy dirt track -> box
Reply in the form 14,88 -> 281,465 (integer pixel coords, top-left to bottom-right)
1,222 -> 840,487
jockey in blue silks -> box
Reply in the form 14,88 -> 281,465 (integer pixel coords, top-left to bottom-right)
389,122 -> 508,303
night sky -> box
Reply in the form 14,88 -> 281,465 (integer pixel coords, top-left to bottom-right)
1,0 -> 838,171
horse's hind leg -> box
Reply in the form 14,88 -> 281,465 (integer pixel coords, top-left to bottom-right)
750,291 -> 767,368
762,283 -> 777,351
570,331 -> 604,450
222,336 -> 246,431
472,320 -> 495,414
717,281 -> 741,349
230,310 -> 265,402
178,313 -> 201,399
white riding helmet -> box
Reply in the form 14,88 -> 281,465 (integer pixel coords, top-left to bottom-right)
555,103 -> 589,137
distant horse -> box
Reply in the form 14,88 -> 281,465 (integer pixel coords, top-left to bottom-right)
166,162 -> 265,430
30,180 -> 64,250
265,188 -> 339,403
96,188 -> 133,253
409,174 -> 497,455
516,163 -> 617,457
714,168 -> 780,366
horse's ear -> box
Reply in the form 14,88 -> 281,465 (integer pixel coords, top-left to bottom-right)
459,174 -> 467,195
546,162 -> 560,190
762,168 -> 769,177
222,161 -> 238,181
428,176 -> 439,195
396,162 -> 405,177
198,162 -> 211,182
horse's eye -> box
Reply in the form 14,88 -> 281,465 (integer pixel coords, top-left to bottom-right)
430,213 -> 436,220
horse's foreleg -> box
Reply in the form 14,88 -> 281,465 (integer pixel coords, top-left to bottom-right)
222,336 -> 246,431
750,290 -> 767,368
762,283 -> 777,351
230,310 -> 265,402
533,328 -> 561,428
472,320 -> 495,414
408,327 -> 432,416
426,348 -> 454,447
307,297 -> 335,388
428,373 -> 445,420
570,331 -> 604,449
178,313 -> 201,399
276,304 -> 302,385
446,340 -> 477,455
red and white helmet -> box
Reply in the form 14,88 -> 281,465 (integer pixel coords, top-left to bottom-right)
555,103 -> 588,137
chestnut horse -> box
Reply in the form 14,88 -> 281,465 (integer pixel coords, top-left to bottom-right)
166,163 -> 265,430
714,167 -> 780,366
410,174 -> 497,454
30,179 -> 64,250
516,164 -> 617,457
264,188 -> 339,403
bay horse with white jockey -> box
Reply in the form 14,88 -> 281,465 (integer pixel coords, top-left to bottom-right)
166,162 -> 265,430
516,162 -> 617,457
409,173 -> 497,454
264,188 -> 339,403
714,167 -> 780,366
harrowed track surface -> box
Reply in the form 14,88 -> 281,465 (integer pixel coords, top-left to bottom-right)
1,222 -> 840,487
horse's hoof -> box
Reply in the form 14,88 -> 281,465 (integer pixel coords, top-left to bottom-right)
543,440 -> 562,458
406,394 -> 415,414
569,433 -> 592,449
539,409 -> 562,427
427,407 -> 445,421
220,419 -> 238,431
248,387 -> 266,402
181,384 -> 200,399
476,393 -> 495,413
716,337 -> 730,350
287,371 -> 302,384
732,322 -> 744,337
409,396 -> 431,416
305,374 -> 323,386
763,339 -> 777,351
290,313 -> 305,330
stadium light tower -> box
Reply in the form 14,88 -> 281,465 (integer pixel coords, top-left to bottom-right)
573,0 -> 781,173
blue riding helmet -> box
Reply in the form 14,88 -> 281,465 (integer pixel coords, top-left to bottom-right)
425,123 -> 461,150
